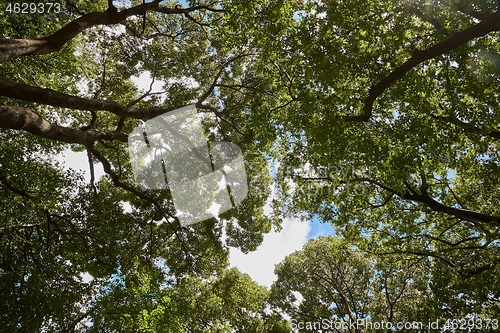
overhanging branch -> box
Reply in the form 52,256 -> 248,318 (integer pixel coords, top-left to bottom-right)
0,0 -> 162,64
0,104 -> 127,145
0,1 -> 223,64
0,78 -> 186,119
313,173 -> 500,225
347,10 -> 500,122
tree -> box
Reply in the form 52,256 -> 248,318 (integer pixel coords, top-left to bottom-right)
270,236 -> 437,332
252,0 -> 500,315
2,0 -> 500,330
86,267 -> 289,332
0,0 -> 280,331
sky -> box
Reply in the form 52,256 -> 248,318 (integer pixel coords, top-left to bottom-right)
229,216 -> 335,287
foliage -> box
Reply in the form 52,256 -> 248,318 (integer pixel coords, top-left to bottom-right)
1,0 -> 500,331
259,0 -> 500,319
270,236 -> 437,332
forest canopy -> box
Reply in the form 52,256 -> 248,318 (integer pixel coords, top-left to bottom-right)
1,0 -> 500,331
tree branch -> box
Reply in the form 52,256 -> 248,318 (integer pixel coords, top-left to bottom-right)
59,308 -> 96,333
65,1 -> 84,15
154,4 -> 225,15
348,175 -> 500,225
0,78 -> 186,119
411,189 -> 500,225
300,174 -> 500,225
0,1 -> 224,64
347,10 -> 500,122
195,53 -> 256,107
0,0 -> 163,64
0,174 -> 42,202
461,258 -> 500,278
438,0 -> 489,20
413,7 -> 448,36
0,223 -> 43,233
431,107 -> 500,140
87,149 -> 97,194
87,144 -> 192,258
0,104 -> 127,145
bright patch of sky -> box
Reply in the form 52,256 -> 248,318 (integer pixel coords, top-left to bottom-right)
227,191 -> 335,288
57,149 -> 104,184
130,71 -> 200,105
307,215 -> 335,239
229,177 -> 335,287
131,71 -> 165,95
229,217 -> 311,287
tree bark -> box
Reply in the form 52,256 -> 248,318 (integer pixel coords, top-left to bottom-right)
0,78 -> 185,119
0,1 -> 223,64
0,104 -> 127,144
401,189 -> 500,225
0,1 -> 163,64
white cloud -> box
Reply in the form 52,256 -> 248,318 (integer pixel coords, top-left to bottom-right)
81,272 -> 93,284
131,71 -> 164,94
56,149 -> 105,184
229,217 -> 310,287
228,170 -> 311,288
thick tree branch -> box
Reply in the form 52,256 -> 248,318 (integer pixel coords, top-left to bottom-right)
358,175 -> 500,225
347,10 -> 500,122
0,78 -> 185,119
319,174 -> 500,225
0,0 -> 162,64
0,53 -> 253,133
405,189 -> 500,225
0,104 -> 127,145
0,1 -> 223,64
403,250 -> 500,278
